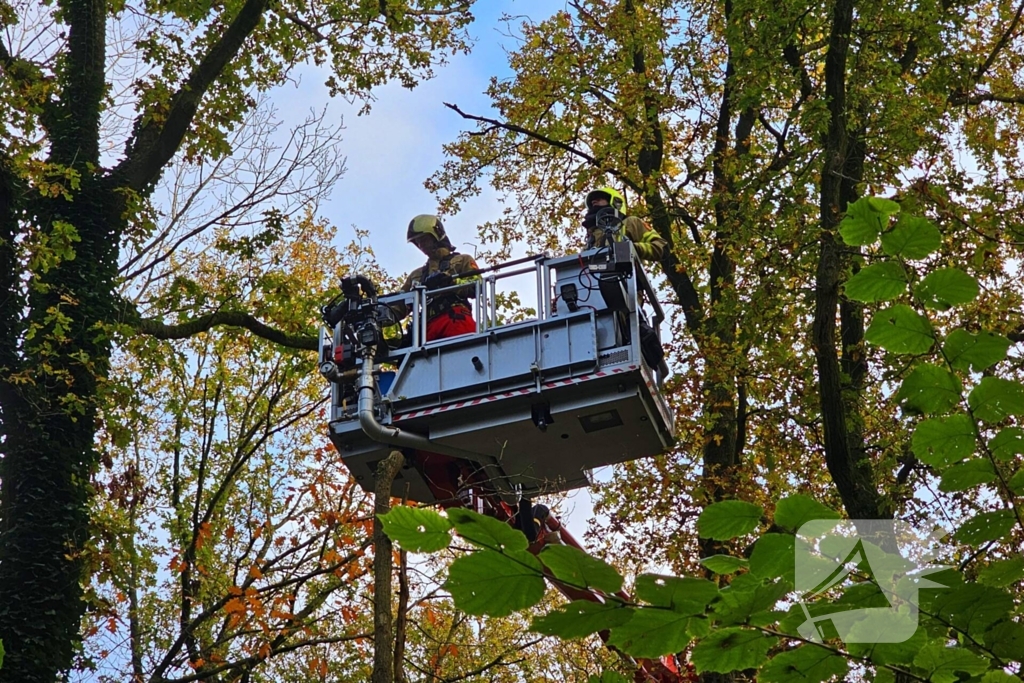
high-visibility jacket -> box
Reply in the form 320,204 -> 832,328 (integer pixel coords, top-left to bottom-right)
587,215 -> 667,262
393,251 -> 481,321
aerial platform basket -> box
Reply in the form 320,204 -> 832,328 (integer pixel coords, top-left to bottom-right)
319,244 -> 676,504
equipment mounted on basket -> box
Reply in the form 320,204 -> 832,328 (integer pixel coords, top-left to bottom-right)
317,245 -> 685,682
319,275 -> 395,380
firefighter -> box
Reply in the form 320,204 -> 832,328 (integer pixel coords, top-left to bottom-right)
583,186 -> 667,262
396,214 -> 481,341
583,187 -> 668,369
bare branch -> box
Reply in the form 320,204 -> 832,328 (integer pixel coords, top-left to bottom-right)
443,102 -> 610,174
119,103 -> 345,294
440,642 -> 541,683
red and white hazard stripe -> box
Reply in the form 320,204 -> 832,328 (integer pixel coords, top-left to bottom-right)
393,364 -> 638,421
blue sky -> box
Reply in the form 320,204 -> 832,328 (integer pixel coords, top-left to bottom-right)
273,0 -> 563,279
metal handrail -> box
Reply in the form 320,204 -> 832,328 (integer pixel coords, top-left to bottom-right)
371,249 -> 667,370
374,253 -> 552,348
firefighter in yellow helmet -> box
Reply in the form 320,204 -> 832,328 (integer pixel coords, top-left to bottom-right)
583,187 -> 667,262
397,214 -> 481,341
584,188 -> 668,369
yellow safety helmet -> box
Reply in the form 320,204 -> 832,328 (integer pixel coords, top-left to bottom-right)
585,187 -> 626,213
406,214 -> 450,247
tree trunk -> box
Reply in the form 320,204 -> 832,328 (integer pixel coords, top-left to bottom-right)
813,0 -> 887,521
371,450 -> 405,683
394,548 -> 409,683
0,176 -> 120,681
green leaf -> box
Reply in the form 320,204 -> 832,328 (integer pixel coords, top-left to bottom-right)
839,197 -> 895,246
714,575 -> 792,626
444,550 -> 545,617
1009,470 -> 1024,495
911,414 -> 976,467
912,642 -> 990,683
984,620 -> 1024,661
446,507 -> 527,552
852,628 -> 930,666
750,534 -> 796,580
895,364 -> 962,415
930,584 -> 1013,637
938,458 -> 996,492
758,645 -> 849,683
606,608 -> 699,659
531,600 -> 634,639
915,268 -> 980,310
978,556 -> 1024,588
944,330 -> 1011,372
635,574 -> 719,615
540,544 -> 623,594
700,555 -> 750,574
837,582 -> 890,609
954,509 -> 1017,545
844,262 -> 908,302
865,305 -> 935,355
981,672 -> 1021,683
692,628 -> 778,673
874,668 -> 896,683
990,428 -> 1024,461
697,500 -> 763,540
377,506 -> 452,553
968,378 -> 1024,423
880,214 -> 942,259
774,494 -> 841,532
868,197 -> 901,214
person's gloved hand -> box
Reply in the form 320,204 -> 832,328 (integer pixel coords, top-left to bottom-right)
422,271 -> 454,290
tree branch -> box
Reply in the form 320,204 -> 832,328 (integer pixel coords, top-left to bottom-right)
283,11 -> 327,41
783,43 -> 814,101
443,102 -> 612,176
112,0 -> 272,193
948,90 -> 1024,106
973,0 -> 1024,83
439,645 -> 537,683
0,48 -> 56,128
134,311 -> 318,351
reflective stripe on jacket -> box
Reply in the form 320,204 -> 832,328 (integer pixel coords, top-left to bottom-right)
588,215 -> 667,262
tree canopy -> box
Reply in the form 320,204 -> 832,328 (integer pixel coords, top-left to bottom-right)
0,0 -> 473,679
3,0 -> 1024,680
